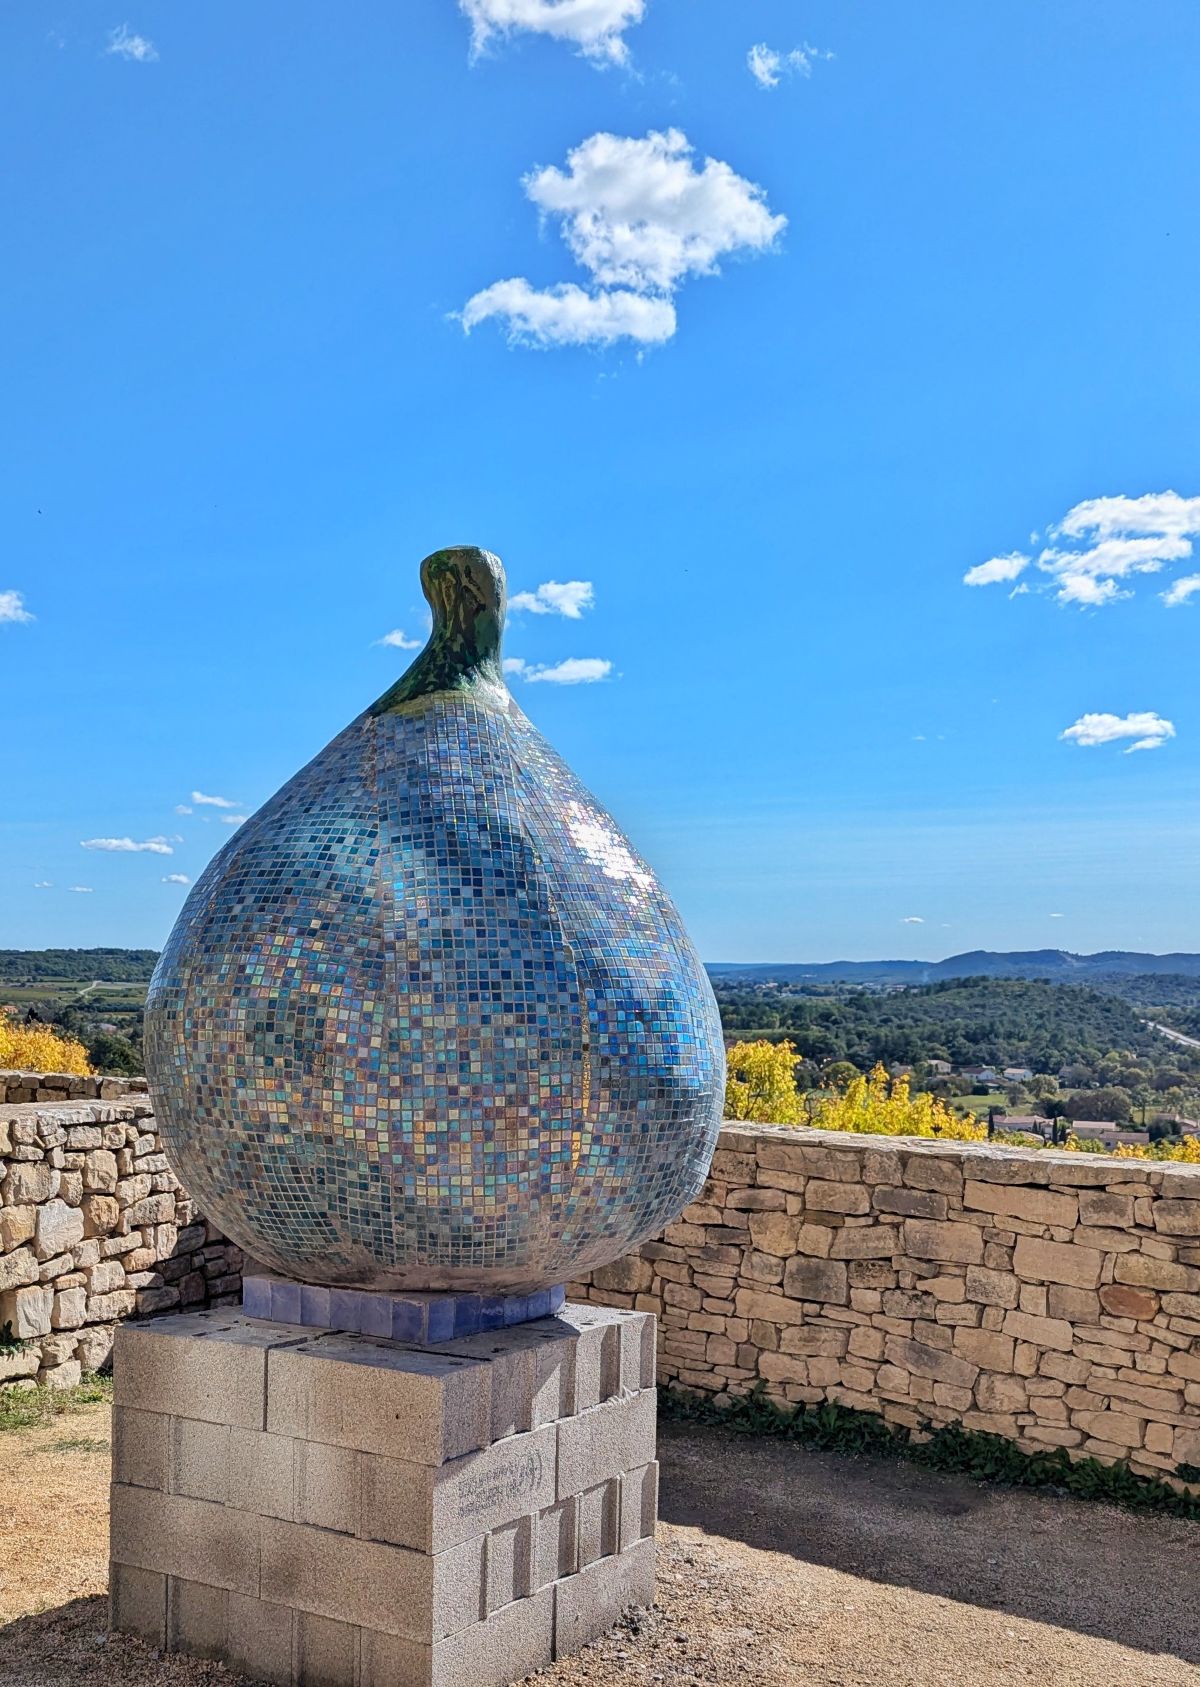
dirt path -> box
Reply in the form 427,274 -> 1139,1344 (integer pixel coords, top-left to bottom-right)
2,1408 -> 1198,1686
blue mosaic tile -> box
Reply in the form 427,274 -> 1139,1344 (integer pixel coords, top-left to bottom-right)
146,547 -> 725,1293
241,1271 -> 561,1343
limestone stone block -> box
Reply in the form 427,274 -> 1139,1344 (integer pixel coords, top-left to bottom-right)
39,1358 -> 83,1390
115,1313 -> 308,1429
1002,1310 -> 1074,1352
32,1198 -> 84,1262
554,1535 -> 656,1657
963,1182 -> 1078,1229
902,1220 -> 984,1266
829,1226 -> 897,1259
1154,1201 -> 1200,1238
951,1328 -> 1015,1372
1047,1286 -> 1101,1323
51,1285 -> 87,1329
0,1346 -> 38,1385
805,1180 -> 870,1216
873,1187 -> 947,1220
83,1149 -> 118,1194
1013,1236 -> 1103,1290
0,1205 -> 35,1252
2,1161 -> 57,1205
975,1373 -> 1027,1413
883,1336 -> 978,1390
87,1258 -> 127,1296
1071,1409 -> 1143,1449
747,1211 -> 802,1257
1078,1191 -> 1136,1228
1115,1253 -> 1200,1293
75,1323 -> 116,1372
782,1257 -> 848,1304
0,1281 -> 53,1339
0,1245 -> 39,1293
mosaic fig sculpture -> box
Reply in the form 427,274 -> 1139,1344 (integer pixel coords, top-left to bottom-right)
145,547 -> 725,1292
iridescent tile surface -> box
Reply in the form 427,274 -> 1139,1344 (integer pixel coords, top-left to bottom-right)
146,688 -> 724,1291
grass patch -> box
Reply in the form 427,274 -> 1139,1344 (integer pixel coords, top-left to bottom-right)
662,1383 -> 1200,1522
49,1435 -> 110,1453
0,1373 -> 113,1434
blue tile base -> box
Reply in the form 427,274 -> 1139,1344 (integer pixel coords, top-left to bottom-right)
241,1272 -> 566,1342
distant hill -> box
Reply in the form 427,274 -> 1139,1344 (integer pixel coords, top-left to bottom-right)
0,948 -> 160,984
706,950 -> 1200,985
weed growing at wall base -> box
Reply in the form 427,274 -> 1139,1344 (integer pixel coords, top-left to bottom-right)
0,1373 -> 113,1434
661,1383 -> 1200,1522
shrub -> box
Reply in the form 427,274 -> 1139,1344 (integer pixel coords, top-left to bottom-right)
811,1063 -> 986,1141
0,1015 -> 91,1075
724,1039 -> 806,1125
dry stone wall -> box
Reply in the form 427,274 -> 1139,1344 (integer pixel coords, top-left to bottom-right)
569,1124 -> 1200,1489
1,1074 -> 242,1391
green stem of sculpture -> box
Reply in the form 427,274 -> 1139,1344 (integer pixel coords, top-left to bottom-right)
371,546 -> 509,714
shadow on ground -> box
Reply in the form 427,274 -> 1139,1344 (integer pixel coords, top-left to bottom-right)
659,1418 -> 1200,1669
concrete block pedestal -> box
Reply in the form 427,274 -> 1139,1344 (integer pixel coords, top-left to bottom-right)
109,1304 -> 658,1686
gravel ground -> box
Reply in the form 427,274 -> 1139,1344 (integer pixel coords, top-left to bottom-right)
2,1405 -> 1198,1686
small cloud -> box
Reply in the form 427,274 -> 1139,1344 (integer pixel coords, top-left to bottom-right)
161,873 -> 190,885
106,23 -> 157,61
1162,573 -> 1200,608
1049,913 -> 1064,919
377,629 -> 423,650
174,804 -> 193,815
509,580 -> 594,619
81,835 -> 175,854
964,552 -> 1030,588
747,41 -> 832,90
33,881 -> 52,889
461,280 -> 675,349
191,790 -> 239,809
221,814 -> 249,826
1060,711 -> 1176,753
460,0 -> 645,66
504,656 -> 613,685
69,885 -> 94,893
0,590 -> 34,625
901,916 -> 925,924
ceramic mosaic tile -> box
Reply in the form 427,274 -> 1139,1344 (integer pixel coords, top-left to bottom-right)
145,548 -> 724,1292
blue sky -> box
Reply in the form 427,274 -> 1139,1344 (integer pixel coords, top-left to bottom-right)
2,0 -> 1198,962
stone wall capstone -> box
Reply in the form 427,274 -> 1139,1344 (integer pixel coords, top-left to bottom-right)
1,1071 -> 242,1390
569,1124 -> 1200,1489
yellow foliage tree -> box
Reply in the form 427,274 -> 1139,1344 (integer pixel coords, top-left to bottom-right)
811,1063 -> 986,1142
724,1039 -> 805,1126
0,1016 -> 91,1076
1111,1135 -> 1200,1163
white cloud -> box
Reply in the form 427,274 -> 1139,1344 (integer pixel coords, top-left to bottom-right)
33,881 -> 52,889
460,0 -> 644,64
1060,711 -> 1176,754
901,916 -> 925,924
970,491 -> 1200,608
191,790 -> 239,809
1049,913 -> 1064,919
747,42 -> 831,90
463,129 -> 785,350
505,656 -> 613,684
69,885 -> 93,894
81,835 -> 175,854
0,590 -> 34,625
221,814 -> 249,826
1162,573 -> 1200,608
174,804 -> 193,815
527,129 -> 787,295
963,552 -> 1029,588
106,23 -> 157,61
462,279 -> 675,348
162,873 -> 191,885
377,628 -> 423,650
509,580 -> 594,619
